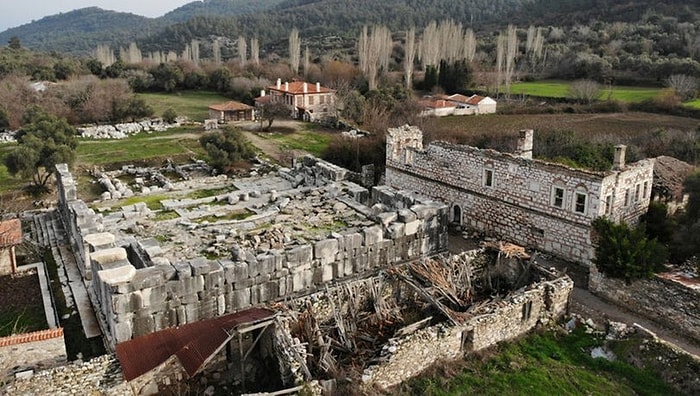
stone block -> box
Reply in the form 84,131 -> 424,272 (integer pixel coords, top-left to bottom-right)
234,278 -> 254,290
217,294 -> 226,316
112,292 -> 143,314
167,275 -> 204,297
113,320 -> 133,343
388,222 -> 405,239
398,209 -> 417,223
292,269 -> 313,292
155,263 -> 177,281
141,285 -> 167,308
363,225 -> 384,245
204,265 -> 224,291
314,238 -> 339,263
343,232 -> 363,251
404,220 -> 421,236
286,245 -> 313,267
199,299 -> 217,319
153,312 -> 174,332
225,262 -> 249,283
132,312 -> 155,337
131,267 -> 166,290
91,247 -> 128,267
377,211 -> 398,227
172,261 -> 193,278
278,276 -> 291,296
84,232 -> 116,252
184,303 -> 199,323
229,289 -> 251,310
189,257 -> 212,275
98,264 -> 136,287
257,254 -> 276,276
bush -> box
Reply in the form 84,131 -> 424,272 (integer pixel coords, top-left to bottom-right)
592,217 -> 666,282
200,128 -> 255,172
162,108 -> 177,123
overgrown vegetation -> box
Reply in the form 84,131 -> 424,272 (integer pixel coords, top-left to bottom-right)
397,327 -> 679,396
592,217 -> 666,282
200,127 -> 256,172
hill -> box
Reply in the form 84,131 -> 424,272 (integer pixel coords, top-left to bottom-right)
0,0 -> 698,56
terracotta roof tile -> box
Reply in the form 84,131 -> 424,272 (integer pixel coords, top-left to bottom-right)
0,219 -> 21,248
208,101 -> 254,112
116,307 -> 275,381
466,95 -> 485,105
268,81 -> 333,94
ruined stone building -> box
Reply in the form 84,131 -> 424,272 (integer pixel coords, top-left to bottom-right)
385,125 -> 655,264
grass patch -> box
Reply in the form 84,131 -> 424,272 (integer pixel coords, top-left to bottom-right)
259,129 -> 333,156
509,80 -> 661,103
137,90 -> 230,121
77,126 -> 205,167
185,186 -> 236,200
398,327 -> 679,396
119,194 -> 168,210
685,99 -> 700,109
153,210 -> 180,221
193,209 -> 253,223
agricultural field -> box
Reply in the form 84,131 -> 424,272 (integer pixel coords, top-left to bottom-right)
430,112 -> 698,139
509,80 -> 661,103
136,90 -> 231,121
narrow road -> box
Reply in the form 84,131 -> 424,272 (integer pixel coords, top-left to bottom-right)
570,287 -> 700,357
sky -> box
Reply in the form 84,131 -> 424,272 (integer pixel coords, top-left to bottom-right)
0,1 -> 195,32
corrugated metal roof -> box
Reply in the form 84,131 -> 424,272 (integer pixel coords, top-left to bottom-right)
116,307 -> 275,381
0,218 -> 22,248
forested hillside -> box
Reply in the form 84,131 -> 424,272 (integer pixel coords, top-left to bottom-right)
160,0 -> 285,23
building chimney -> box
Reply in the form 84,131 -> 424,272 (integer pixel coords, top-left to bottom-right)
316,82 -> 321,92
613,145 -> 626,170
260,90 -> 265,97
285,81 -> 289,91
516,129 -> 534,159
303,82 -> 308,93
276,78 -> 281,89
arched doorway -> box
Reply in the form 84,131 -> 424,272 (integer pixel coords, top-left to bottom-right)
452,205 -> 462,225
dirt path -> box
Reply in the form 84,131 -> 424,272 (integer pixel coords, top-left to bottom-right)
240,130 -> 286,162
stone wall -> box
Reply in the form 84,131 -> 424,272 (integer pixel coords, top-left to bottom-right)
385,125 -> 654,264
0,328 -> 67,381
55,160 -> 448,347
364,274 -> 573,389
589,266 -> 700,343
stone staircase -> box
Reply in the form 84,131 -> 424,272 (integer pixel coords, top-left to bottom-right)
28,211 -> 102,338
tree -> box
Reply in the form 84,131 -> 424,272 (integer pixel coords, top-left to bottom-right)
666,74 -> 698,101
200,128 -> 255,172
403,27 -> 416,89
289,28 -> 301,74
150,63 -> 184,92
257,100 -> 290,131
8,37 -> 20,50
3,108 -> 78,191
163,108 -> 177,123
568,79 -> 601,104
592,217 -> 666,283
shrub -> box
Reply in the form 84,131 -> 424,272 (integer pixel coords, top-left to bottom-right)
592,217 -> 666,282
199,128 -> 255,172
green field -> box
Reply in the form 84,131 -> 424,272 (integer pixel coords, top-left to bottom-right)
396,328 -> 679,396
137,90 -> 231,121
685,99 -> 700,109
509,80 -> 661,103
77,127 -> 205,166
258,126 -> 334,157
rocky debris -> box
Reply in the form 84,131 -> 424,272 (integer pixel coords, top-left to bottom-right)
78,118 -> 181,139
0,130 -> 17,143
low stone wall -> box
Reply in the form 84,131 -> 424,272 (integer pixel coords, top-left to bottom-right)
364,274 -> 573,389
589,266 -> 700,343
0,328 -> 66,381
77,119 -> 178,139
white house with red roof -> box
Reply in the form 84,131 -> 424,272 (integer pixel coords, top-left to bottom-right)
419,93 -> 497,117
257,78 -> 336,121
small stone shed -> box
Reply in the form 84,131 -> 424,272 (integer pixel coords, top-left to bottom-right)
0,218 -> 22,275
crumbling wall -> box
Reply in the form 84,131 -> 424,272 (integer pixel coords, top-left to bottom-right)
589,266 -> 700,343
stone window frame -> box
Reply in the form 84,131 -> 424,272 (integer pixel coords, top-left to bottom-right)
605,194 -> 613,215
550,184 -> 566,209
624,189 -> 631,207
482,163 -> 495,188
643,181 -> 649,198
573,186 -> 588,215
634,183 -> 641,202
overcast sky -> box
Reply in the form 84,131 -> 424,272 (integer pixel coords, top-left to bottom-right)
0,1 -> 194,32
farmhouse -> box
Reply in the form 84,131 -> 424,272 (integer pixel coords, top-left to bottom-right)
258,78 -> 336,121
419,93 -> 497,117
385,125 -> 654,264
208,101 -> 255,122
0,218 -> 22,275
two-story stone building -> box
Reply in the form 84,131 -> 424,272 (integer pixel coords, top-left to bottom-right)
385,125 -> 655,264
259,79 -> 335,122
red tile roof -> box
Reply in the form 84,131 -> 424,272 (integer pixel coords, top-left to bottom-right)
0,219 -> 21,248
208,101 -> 254,112
268,81 -> 333,94
447,94 -> 471,103
116,307 -> 275,381
419,98 -> 456,109
466,95 -> 485,105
